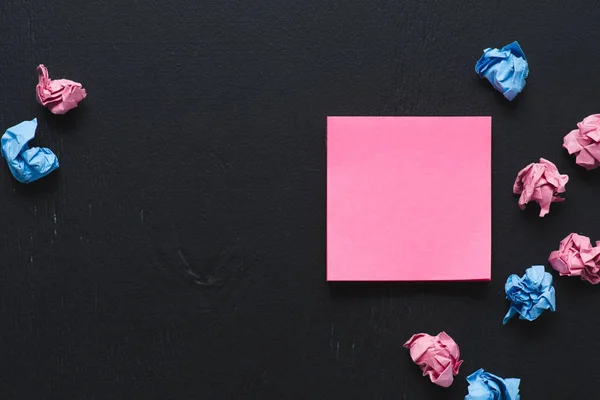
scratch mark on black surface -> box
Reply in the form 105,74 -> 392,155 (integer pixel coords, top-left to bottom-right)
195,276 -> 218,285
176,248 -> 218,285
208,152 -> 227,174
329,323 -> 334,350
53,207 -> 57,236
177,248 -> 200,279
243,368 -> 267,395
380,368 -> 386,400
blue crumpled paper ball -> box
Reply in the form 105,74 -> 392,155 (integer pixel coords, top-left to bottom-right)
1,118 -> 59,183
475,41 -> 529,101
503,265 -> 556,324
465,368 -> 520,400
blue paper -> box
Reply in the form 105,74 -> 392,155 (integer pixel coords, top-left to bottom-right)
1,119 -> 59,183
503,265 -> 556,324
475,41 -> 529,101
465,369 -> 520,400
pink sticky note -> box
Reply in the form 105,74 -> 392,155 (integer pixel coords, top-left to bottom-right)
327,116 -> 491,281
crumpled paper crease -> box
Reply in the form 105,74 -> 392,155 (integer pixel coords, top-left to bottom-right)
475,41 -> 529,101
403,331 -> 462,387
36,64 -> 87,114
513,158 -> 568,217
1,119 -> 59,183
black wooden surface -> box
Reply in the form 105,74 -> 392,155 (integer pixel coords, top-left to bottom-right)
1,0 -> 600,398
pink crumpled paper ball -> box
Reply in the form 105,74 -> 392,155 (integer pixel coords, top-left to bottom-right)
549,233 -> 600,284
403,331 -> 463,388
513,158 -> 568,217
549,233 -> 592,277
36,64 -> 87,115
563,114 -> 600,170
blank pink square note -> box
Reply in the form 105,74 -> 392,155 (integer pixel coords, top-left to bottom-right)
327,116 -> 491,281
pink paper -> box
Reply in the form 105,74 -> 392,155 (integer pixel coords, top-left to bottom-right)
327,116 -> 491,281
563,114 -> 600,170
403,331 -> 463,388
580,246 -> 600,284
549,233 -> 600,284
513,158 -> 568,217
36,64 -> 87,115
548,233 -> 592,277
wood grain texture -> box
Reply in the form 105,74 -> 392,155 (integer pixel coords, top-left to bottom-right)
1,0 -> 600,398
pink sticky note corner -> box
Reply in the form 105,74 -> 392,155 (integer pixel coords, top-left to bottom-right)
327,116 -> 491,281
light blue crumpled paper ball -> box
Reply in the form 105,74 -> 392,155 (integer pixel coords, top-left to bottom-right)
1,118 -> 59,183
503,265 -> 556,324
475,41 -> 529,101
465,368 -> 520,400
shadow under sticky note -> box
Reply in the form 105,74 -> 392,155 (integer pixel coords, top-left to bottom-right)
327,116 -> 491,281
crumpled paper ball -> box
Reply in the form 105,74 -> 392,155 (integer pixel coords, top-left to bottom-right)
465,368 -> 521,400
580,247 -> 600,284
548,233 -> 593,277
563,114 -> 600,170
549,233 -> 600,284
1,118 -> 59,183
475,41 -> 529,101
503,265 -> 556,324
403,331 -> 463,387
36,64 -> 87,114
513,158 -> 568,217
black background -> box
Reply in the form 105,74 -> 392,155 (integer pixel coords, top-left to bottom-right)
1,0 -> 599,398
